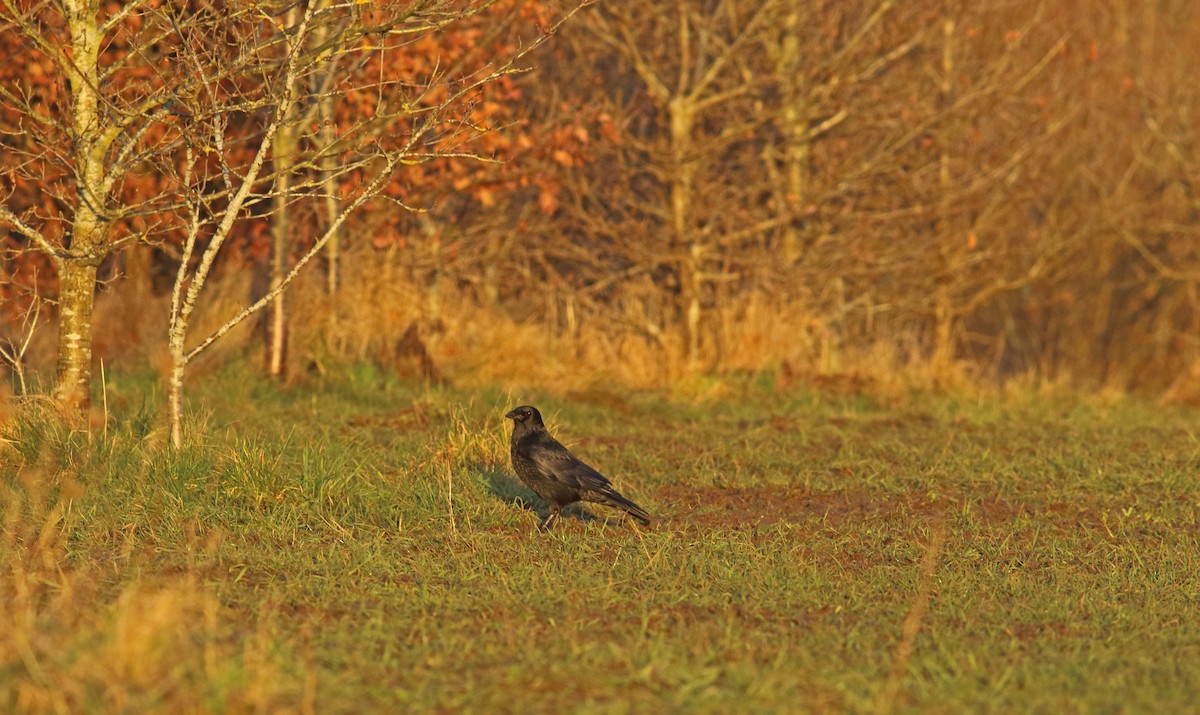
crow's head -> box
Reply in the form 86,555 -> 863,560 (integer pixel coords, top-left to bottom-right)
504,405 -> 544,428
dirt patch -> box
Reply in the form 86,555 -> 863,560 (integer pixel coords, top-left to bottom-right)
969,494 -> 1131,536
571,435 -> 625,448
346,403 -> 445,430
1007,621 -> 1084,642
642,601 -> 836,630
652,484 -> 920,530
970,494 -> 1025,524
563,389 -> 636,414
826,412 -> 938,430
650,484 -> 1114,534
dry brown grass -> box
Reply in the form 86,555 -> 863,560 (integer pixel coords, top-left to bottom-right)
0,436 -> 296,714
5,242 -> 1007,402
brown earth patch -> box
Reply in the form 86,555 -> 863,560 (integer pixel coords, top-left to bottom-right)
652,484 -> 915,530
642,601 -> 836,630
571,435 -> 624,448
650,484 -> 1113,534
563,389 -> 636,414
346,403 -> 445,430
971,494 -> 1027,524
1007,621 -> 1085,642
826,412 -> 938,430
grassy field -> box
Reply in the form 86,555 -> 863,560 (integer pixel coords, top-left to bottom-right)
2,364 -> 1199,713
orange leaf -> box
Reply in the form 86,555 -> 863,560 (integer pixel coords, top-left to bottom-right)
552,149 -> 574,168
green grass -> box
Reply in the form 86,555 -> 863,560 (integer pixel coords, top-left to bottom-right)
3,364 -> 1199,713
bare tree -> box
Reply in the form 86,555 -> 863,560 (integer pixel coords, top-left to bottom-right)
583,1 -> 782,367
919,0 -> 1072,370
548,1 -> 925,368
0,0 -> 303,409
785,0 -> 1075,372
0,0 -> 135,410
160,1 -> 588,447
0,0 -> 587,423
1074,0 -> 1200,389
760,1 -> 919,265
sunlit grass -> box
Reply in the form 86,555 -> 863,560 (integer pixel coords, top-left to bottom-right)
2,364 -> 1198,713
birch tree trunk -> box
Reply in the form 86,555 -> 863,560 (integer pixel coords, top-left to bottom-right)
320,108 -> 340,299
53,261 -> 98,409
931,9 -> 959,372
54,0 -> 109,411
668,96 -> 702,368
776,6 -> 808,266
315,39 -> 340,300
268,121 -> 294,378
266,5 -> 300,378
308,0 -> 340,299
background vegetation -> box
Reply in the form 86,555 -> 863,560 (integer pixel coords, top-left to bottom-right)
3,0 -> 1200,400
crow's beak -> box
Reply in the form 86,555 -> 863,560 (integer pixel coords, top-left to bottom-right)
504,409 -> 518,420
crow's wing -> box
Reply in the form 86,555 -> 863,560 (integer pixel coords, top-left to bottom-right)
528,433 -> 614,491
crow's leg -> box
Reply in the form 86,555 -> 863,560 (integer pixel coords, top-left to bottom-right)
537,507 -> 560,532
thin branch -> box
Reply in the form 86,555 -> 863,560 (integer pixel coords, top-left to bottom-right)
0,204 -> 62,264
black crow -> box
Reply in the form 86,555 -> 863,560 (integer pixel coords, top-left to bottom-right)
504,405 -> 651,531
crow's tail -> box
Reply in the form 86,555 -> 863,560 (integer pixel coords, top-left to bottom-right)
599,489 -> 651,526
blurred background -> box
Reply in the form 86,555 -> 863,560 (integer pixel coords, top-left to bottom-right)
3,0 -> 1199,400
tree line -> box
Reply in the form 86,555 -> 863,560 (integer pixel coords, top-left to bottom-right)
3,0 -> 1200,437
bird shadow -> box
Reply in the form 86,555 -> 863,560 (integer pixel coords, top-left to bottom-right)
476,464 -> 600,525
